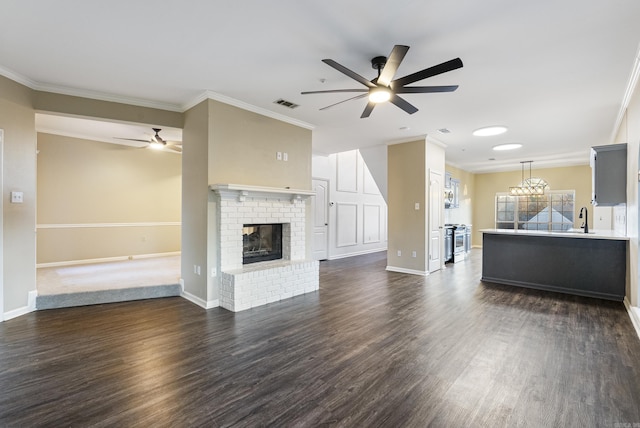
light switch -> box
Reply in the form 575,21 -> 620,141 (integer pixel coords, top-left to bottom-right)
11,191 -> 24,204
414,202 -> 420,210
276,152 -> 282,160
283,152 -> 288,161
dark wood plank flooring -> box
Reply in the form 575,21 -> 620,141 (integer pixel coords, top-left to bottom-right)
1,250 -> 640,427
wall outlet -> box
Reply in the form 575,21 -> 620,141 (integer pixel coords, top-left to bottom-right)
397,250 -> 402,257
276,151 -> 282,160
10,191 -> 23,203
414,202 -> 420,210
412,251 -> 417,258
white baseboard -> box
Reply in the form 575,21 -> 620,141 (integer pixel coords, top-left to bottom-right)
624,297 -> 640,340
3,290 -> 37,321
385,266 -> 428,276
328,248 -> 387,260
181,290 -> 219,309
36,252 -> 181,269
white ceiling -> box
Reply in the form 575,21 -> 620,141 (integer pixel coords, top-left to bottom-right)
2,0 -> 640,172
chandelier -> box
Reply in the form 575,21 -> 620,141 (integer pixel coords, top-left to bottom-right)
509,161 -> 548,195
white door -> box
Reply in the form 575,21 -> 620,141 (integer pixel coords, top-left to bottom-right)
428,170 -> 442,272
312,178 -> 329,260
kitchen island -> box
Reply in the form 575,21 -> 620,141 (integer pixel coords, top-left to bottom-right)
480,229 -> 628,301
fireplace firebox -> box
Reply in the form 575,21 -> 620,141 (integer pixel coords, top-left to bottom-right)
242,224 -> 283,264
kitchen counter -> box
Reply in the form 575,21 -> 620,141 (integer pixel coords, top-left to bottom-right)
480,228 -> 628,241
480,229 -> 627,301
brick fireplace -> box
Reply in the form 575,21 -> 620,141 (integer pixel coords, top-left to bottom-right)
210,184 -> 319,312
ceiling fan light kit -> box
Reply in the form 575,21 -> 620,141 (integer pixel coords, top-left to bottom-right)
114,127 -> 182,153
302,44 -> 463,118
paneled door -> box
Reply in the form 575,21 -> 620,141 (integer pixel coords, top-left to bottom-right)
428,170 -> 443,273
312,178 -> 329,260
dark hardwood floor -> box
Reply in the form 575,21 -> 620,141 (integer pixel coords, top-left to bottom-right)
1,250 -> 640,427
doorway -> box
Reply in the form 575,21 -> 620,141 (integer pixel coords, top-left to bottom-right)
35,115 -> 182,308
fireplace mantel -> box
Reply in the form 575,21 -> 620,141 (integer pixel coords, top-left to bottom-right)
210,184 -> 314,203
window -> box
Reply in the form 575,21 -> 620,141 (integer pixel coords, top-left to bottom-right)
495,191 -> 574,231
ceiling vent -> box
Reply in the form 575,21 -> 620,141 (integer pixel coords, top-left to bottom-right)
274,99 -> 299,109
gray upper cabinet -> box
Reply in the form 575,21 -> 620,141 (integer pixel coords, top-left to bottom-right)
591,143 -> 627,206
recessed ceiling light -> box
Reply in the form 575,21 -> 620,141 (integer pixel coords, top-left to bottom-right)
473,126 -> 508,137
493,143 -> 523,151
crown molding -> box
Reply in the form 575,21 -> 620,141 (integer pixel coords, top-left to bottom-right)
611,41 -> 640,143
183,90 -> 315,130
33,82 -> 184,112
0,65 -> 38,88
0,65 -> 183,112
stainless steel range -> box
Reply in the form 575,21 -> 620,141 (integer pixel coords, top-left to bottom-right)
445,224 -> 466,263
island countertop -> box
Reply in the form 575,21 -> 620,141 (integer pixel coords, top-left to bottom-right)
480,229 -> 627,301
480,228 -> 628,241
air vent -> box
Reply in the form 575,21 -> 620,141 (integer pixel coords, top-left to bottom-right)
438,128 -> 451,134
274,99 -> 299,109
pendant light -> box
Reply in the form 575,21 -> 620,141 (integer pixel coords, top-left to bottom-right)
509,161 -> 547,195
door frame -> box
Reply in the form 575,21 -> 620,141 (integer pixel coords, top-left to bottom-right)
311,177 -> 330,261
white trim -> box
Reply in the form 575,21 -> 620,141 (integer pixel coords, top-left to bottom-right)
3,291 -> 37,321
611,42 -> 640,143
328,248 -> 387,260
181,290 -> 219,310
624,298 -> 640,340
385,265 -> 428,276
210,183 -> 314,202
0,65 -> 38,89
36,251 -> 181,268
183,91 -> 315,130
37,222 -> 180,229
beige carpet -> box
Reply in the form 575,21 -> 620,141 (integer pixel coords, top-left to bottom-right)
37,255 -> 181,296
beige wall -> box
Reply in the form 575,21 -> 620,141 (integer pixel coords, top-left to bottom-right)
180,99 -> 314,305
36,133 -> 181,264
182,100 -> 211,302
0,76 -> 37,314
387,139 -> 426,273
34,91 -> 183,129
615,84 -> 639,307
208,100 -> 312,189
472,165 -> 592,246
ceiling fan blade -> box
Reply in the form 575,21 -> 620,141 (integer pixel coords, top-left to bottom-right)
322,59 -> 376,88
361,101 -> 376,118
395,85 -> 459,94
164,146 -> 182,154
319,93 -> 368,111
377,45 -> 409,87
301,89 -> 368,95
390,94 -> 419,115
114,137 -> 149,143
392,57 -> 463,88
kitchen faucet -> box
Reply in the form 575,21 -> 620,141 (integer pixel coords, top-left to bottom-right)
579,207 -> 589,233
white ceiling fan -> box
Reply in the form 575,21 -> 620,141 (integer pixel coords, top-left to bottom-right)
115,128 -> 182,153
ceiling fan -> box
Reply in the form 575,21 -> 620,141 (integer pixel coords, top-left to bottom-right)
115,128 -> 182,153
301,45 -> 463,118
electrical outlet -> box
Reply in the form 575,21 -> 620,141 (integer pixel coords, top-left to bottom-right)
414,202 -> 420,210
397,250 -> 402,257
412,251 -> 417,258
10,191 -> 23,203
276,152 -> 282,160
